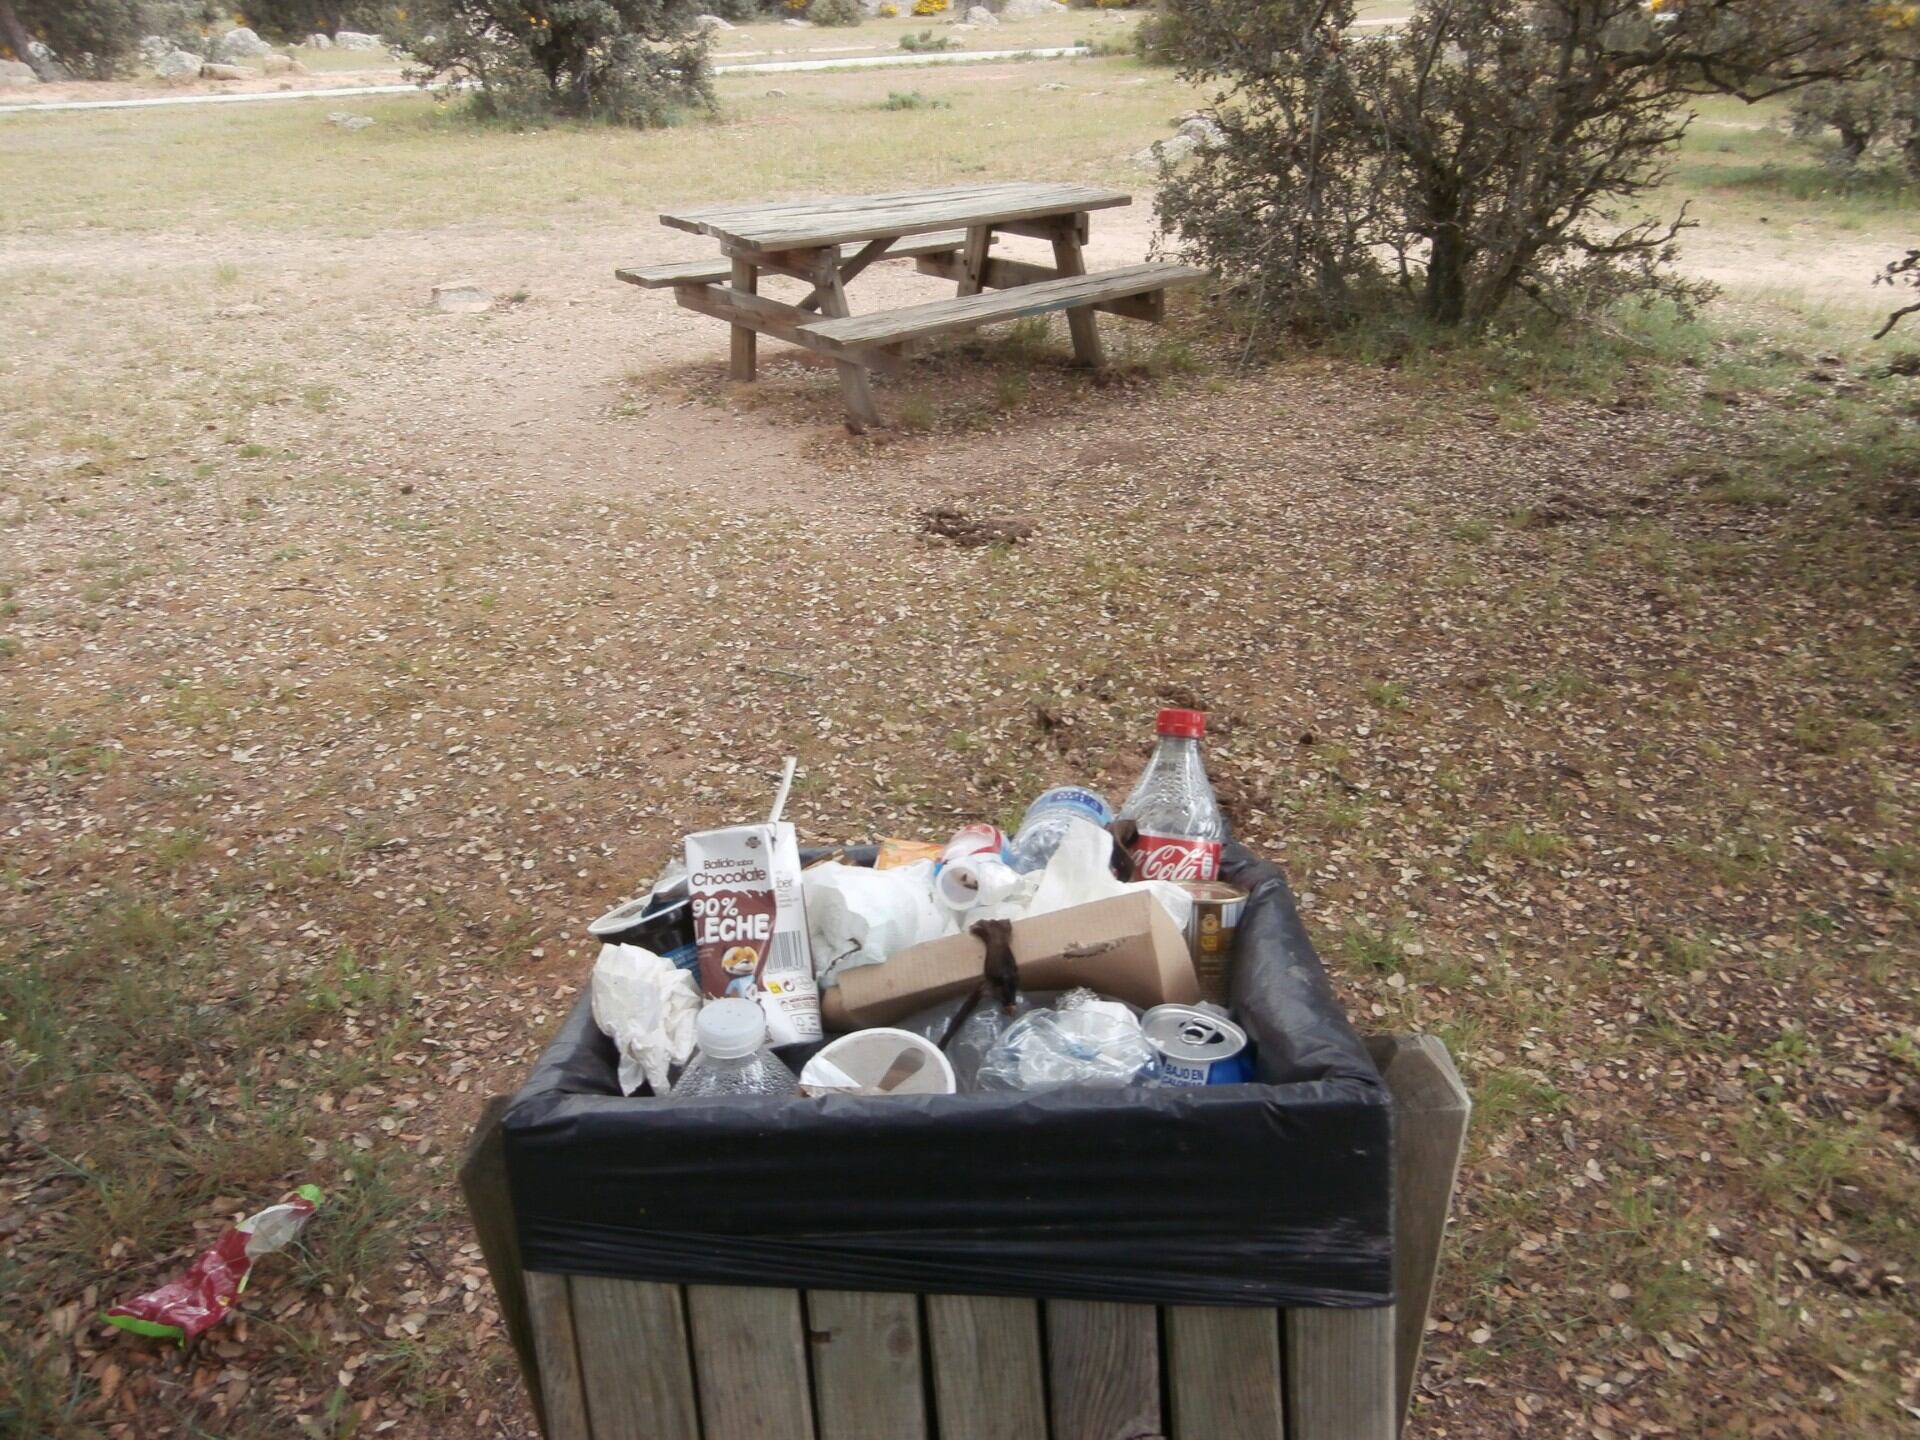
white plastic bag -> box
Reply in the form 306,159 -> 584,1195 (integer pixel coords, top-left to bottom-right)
1025,818 -> 1194,934
804,860 -> 956,986
590,942 -> 702,1096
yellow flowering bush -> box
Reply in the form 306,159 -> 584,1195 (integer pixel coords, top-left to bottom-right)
911,0 -> 947,14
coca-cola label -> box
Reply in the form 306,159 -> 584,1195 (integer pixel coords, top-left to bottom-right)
1133,834 -> 1222,883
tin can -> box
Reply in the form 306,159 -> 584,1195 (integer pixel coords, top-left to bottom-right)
1141,1004 -> 1254,1086
1176,880 -> 1248,1004
588,893 -> 698,974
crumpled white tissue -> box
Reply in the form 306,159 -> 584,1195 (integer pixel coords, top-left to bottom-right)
590,942 -> 702,1096
805,860 -> 956,986
1026,818 -> 1194,935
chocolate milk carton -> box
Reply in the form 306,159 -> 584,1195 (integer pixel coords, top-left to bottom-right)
684,821 -> 821,1046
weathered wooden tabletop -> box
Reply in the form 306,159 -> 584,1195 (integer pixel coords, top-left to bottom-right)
659,181 -> 1132,252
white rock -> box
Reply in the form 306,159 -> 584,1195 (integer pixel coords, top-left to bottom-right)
200,62 -> 252,80
213,25 -> 272,59
1132,133 -> 1200,168
432,281 -> 493,314
765,87 -> 787,96
694,13 -> 734,29
965,5 -> 998,22
22,39 -> 68,78
307,33 -> 333,48
137,34 -> 172,64
1177,115 -> 1227,149
153,49 -> 202,81
333,31 -> 383,50
1038,81 -> 1067,91
0,58 -> 36,85
327,110 -> 375,129
261,54 -> 306,75
1000,0 -> 1068,16
782,16 -> 812,25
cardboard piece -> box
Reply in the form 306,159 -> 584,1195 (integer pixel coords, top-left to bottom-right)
825,890 -> 1199,1029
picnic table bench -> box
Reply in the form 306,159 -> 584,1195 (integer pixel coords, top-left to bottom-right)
617,182 -> 1208,432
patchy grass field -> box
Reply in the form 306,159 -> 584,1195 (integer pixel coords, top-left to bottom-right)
0,57 -> 1183,235
2,51 -> 1918,1440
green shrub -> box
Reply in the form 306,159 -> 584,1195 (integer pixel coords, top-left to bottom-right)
1131,5 -> 1179,64
898,26 -> 953,50
810,0 -> 864,24
877,88 -> 948,109
389,0 -> 715,128
7,0 -> 146,77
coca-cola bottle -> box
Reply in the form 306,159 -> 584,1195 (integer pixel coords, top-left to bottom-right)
1119,708 -> 1228,882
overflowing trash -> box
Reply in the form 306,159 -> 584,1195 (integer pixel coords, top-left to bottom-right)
589,708 -> 1260,1098
104,1186 -> 322,1345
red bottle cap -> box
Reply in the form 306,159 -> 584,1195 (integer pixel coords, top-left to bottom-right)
1155,708 -> 1207,738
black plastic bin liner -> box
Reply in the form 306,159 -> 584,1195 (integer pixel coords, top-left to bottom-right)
502,841 -> 1393,1309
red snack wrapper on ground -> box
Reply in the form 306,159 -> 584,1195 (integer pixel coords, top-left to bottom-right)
104,1185 -> 322,1345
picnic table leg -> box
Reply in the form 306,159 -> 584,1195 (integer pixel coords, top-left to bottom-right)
1049,215 -> 1107,371
812,250 -> 881,434
957,224 -> 992,298
729,256 -> 756,381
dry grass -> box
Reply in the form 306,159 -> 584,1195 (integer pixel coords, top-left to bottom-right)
2,50 -> 1918,1440
0,57 -> 1182,236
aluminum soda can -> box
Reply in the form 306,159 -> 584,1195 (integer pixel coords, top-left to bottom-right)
1141,1004 -> 1254,1087
1176,880 -> 1249,1004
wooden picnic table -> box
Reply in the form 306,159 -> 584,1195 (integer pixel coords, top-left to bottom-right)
618,181 -> 1207,432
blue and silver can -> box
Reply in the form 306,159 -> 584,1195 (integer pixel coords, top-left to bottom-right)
1142,1004 -> 1254,1086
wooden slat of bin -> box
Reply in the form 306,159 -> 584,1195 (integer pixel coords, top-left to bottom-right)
1284,1307 -> 1395,1440
525,1271 -> 593,1440
1372,1034 -> 1473,1430
1045,1300 -> 1162,1440
570,1276 -> 699,1440
687,1284 -> 818,1440
459,1098 -> 544,1437
806,1290 -> 929,1440
1164,1306 -> 1284,1440
926,1294 -> 1048,1440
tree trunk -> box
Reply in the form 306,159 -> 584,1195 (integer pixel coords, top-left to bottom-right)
1424,224 -> 1468,327
1836,119 -> 1873,167
0,0 -> 61,82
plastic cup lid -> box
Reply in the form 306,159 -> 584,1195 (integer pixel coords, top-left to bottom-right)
1156,707 -> 1207,738
589,894 -> 653,937
801,1029 -> 956,1095
697,998 -> 767,1059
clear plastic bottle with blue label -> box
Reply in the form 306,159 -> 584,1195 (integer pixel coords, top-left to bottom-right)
1006,785 -> 1115,872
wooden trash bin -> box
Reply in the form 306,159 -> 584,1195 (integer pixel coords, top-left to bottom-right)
463,1034 -> 1468,1440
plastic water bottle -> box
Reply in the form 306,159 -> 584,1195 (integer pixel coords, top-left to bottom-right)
673,999 -> 798,1099
1118,709 -> 1228,882
1006,786 -> 1116,873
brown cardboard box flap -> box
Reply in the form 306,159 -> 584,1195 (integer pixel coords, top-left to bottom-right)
828,890 -> 1199,1029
